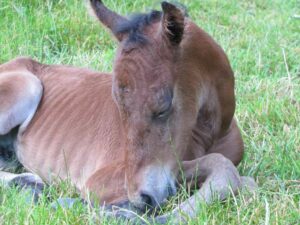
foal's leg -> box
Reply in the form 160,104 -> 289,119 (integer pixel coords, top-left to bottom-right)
0,68 -> 43,135
0,64 -> 44,202
155,153 -> 257,224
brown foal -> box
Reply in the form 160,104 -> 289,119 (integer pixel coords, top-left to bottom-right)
0,1 -> 256,223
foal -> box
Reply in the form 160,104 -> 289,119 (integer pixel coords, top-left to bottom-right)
0,0 -> 256,223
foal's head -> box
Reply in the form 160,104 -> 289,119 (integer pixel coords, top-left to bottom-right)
90,0 -> 189,210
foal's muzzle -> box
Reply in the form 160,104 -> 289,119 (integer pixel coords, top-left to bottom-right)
138,182 -> 176,210
130,165 -> 177,211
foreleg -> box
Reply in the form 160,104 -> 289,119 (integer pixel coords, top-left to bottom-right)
155,153 -> 257,224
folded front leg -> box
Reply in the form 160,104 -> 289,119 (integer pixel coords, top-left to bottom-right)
155,153 -> 257,224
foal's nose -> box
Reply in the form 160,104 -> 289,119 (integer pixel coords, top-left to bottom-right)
130,165 -> 177,210
138,183 -> 176,209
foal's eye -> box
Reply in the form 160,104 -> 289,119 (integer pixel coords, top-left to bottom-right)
153,105 -> 172,121
153,90 -> 173,121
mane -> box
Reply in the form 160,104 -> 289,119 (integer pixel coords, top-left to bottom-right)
116,2 -> 188,46
116,10 -> 162,45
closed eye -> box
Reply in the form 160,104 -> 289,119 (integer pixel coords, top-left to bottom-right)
152,104 -> 172,121
152,88 -> 173,121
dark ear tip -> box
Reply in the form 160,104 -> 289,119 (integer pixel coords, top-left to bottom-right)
161,1 -> 177,11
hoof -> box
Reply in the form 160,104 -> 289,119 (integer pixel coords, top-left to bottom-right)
8,173 -> 44,203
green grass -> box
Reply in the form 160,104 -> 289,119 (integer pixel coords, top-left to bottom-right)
0,0 -> 299,224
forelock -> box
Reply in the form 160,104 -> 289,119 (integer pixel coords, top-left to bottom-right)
116,10 -> 162,45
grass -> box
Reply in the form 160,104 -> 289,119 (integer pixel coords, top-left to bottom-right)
0,0 -> 299,224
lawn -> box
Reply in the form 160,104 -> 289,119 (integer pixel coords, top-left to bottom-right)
0,0 -> 299,224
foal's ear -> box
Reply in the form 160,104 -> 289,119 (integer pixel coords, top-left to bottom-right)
89,0 -> 128,41
161,2 -> 185,46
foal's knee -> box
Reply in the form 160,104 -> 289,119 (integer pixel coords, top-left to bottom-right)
0,70 -> 43,135
203,153 -> 235,170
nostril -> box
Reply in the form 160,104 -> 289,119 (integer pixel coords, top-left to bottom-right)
140,192 -> 155,208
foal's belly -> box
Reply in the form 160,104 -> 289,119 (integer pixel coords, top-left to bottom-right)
15,71 -> 125,189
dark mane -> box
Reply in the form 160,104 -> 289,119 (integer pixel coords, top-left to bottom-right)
116,10 -> 162,45
115,2 -> 188,46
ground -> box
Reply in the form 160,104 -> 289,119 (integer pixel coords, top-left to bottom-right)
0,0 -> 299,224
